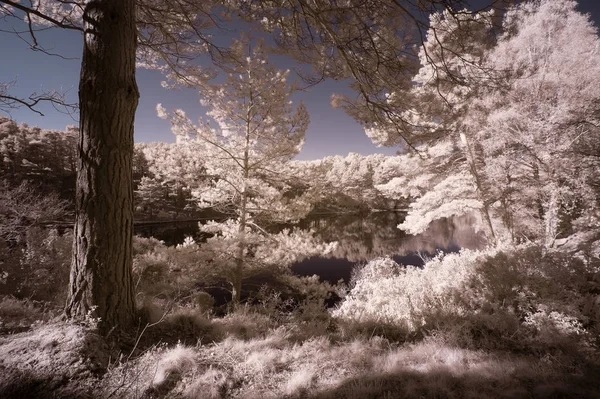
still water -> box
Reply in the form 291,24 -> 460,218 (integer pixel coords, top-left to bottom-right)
136,212 -> 486,283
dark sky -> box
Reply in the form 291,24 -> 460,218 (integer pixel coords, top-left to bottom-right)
1,1 -> 599,160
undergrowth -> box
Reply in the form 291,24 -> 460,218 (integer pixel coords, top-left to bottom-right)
1,239 -> 600,398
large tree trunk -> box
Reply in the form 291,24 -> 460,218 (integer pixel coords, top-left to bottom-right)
65,0 -> 139,333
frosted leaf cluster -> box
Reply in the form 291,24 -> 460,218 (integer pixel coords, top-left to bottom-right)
25,0 -> 84,28
371,0 -> 600,244
158,39 -> 325,299
199,219 -> 336,273
523,308 -> 587,339
398,172 -> 482,235
334,248 -> 501,330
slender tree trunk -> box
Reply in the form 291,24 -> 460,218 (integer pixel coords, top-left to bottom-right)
65,0 -> 139,333
233,166 -> 249,305
232,154 -> 251,305
544,180 -> 559,248
232,103 -> 254,306
461,133 -> 496,243
232,189 -> 247,305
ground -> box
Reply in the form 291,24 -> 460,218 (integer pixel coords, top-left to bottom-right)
1,236 -> 600,398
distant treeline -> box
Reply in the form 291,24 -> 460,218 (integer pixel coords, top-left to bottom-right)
0,117 -> 78,206
0,117 -> 407,221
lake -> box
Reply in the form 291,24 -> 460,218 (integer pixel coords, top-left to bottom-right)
136,212 -> 486,284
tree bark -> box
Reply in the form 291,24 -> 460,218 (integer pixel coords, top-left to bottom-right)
461,133 -> 496,243
543,180 -> 559,248
65,0 -> 139,333
232,139 -> 251,305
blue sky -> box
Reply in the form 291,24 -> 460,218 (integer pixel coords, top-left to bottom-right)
1,1 -> 599,160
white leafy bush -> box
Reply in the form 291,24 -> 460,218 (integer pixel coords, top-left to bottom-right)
198,220 -> 337,289
334,244 -> 600,351
133,235 -> 166,256
132,236 -> 206,300
176,235 -> 196,248
524,308 -> 586,338
1,228 -> 72,305
334,249 -> 500,331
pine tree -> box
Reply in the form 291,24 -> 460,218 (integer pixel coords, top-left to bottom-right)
159,39 -> 319,304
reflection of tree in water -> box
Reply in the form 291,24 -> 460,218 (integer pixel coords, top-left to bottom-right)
136,212 -> 485,263
300,213 -> 485,263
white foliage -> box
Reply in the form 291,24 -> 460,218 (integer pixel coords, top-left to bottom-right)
176,236 -> 197,248
334,248 -> 501,330
476,0 -> 600,242
523,308 -> 587,339
371,0 -> 600,242
199,219 -> 337,273
157,40 -> 330,297
26,1 -> 84,28
159,39 -> 309,219
398,172 -> 482,235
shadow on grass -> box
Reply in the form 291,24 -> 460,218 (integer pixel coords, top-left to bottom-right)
302,362 -> 600,399
0,368 -> 94,399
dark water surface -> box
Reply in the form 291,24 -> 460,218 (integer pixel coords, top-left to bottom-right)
137,213 -> 485,284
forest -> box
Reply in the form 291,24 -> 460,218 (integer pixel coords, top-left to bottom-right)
1,0 -> 600,398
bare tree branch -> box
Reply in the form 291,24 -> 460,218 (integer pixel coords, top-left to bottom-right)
0,0 -> 82,31
0,80 -> 78,117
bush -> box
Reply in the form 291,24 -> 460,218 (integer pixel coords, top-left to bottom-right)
0,180 -> 68,243
132,237 -> 208,302
0,296 -> 49,333
334,250 -> 498,332
458,246 -> 600,352
132,235 -> 166,256
334,245 -> 600,353
0,180 -> 70,311
1,228 -> 71,307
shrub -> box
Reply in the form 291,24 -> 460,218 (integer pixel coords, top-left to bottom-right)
1,228 -> 71,307
460,246 -> 600,352
334,245 -> 600,353
132,235 -> 166,256
333,250 -> 499,332
0,180 -> 71,312
133,249 -> 175,297
0,296 -> 48,332
132,237 -> 210,302
0,180 -> 68,243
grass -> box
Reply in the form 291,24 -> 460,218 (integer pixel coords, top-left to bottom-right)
0,305 -> 598,399
100,326 -> 600,398
1,239 -> 600,398
0,296 -> 55,334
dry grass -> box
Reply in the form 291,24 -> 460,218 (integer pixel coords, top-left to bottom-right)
100,322 -> 600,399
1,241 -> 599,398
0,296 -> 50,333
0,307 -> 598,399
0,322 -> 111,398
